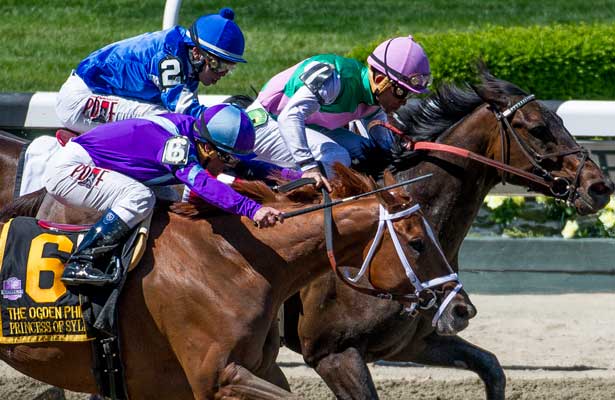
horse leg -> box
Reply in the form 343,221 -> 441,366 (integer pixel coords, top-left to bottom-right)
311,346 -> 379,400
395,333 -> 505,400
258,320 -> 290,391
215,363 -> 300,400
32,387 -> 66,400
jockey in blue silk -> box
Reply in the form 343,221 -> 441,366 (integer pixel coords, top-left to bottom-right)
56,7 -> 246,133
43,104 -> 294,286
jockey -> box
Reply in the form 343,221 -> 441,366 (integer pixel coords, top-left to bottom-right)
250,35 -> 431,189
43,104 -> 293,286
56,7 -> 246,133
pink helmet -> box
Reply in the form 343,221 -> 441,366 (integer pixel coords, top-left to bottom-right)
367,36 -> 432,94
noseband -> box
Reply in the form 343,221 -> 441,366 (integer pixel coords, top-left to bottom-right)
494,94 -> 589,203
325,196 -> 462,327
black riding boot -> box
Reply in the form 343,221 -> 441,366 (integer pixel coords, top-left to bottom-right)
61,209 -> 131,286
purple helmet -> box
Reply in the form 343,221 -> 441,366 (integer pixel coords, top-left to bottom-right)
195,104 -> 255,155
367,36 -> 432,94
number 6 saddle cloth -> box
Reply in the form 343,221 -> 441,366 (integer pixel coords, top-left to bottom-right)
0,216 -> 148,344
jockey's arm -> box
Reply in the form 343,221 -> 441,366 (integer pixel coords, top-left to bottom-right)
277,72 -> 341,172
363,110 -> 396,151
161,84 -> 207,119
235,159 -> 303,182
175,162 -> 262,219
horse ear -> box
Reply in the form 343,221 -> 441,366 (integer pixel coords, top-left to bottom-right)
375,187 -> 397,209
383,170 -> 396,187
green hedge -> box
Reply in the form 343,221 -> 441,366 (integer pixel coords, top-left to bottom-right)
347,24 -> 615,100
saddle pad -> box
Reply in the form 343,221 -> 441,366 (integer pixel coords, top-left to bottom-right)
0,217 -> 89,343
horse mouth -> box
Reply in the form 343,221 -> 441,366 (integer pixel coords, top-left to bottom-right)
574,177 -> 614,215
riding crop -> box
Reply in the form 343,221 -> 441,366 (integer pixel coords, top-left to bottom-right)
281,173 -> 433,219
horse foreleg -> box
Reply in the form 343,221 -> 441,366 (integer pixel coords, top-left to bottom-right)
312,347 -> 379,400
215,363 -> 300,400
399,333 -> 505,400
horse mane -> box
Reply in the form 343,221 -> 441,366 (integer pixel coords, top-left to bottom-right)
170,164 -> 376,218
394,64 -> 528,141
0,188 -> 47,223
223,94 -> 255,109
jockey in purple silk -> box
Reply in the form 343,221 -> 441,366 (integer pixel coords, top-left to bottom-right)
251,36 -> 432,190
56,7 -> 246,133
43,104 -> 296,286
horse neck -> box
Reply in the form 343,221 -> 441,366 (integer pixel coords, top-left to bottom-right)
401,105 -> 503,263
271,199 -> 380,302
162,201 -> 380,306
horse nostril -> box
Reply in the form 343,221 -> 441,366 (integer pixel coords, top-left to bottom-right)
589,180 -> 614,197
453,304 -> 470,319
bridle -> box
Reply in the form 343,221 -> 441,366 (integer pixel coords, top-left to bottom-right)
371,94 -> 589,204
493,94 -> 588,203
323,190 -> 462,327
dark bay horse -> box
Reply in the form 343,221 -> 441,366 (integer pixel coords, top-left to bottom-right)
284,68 -> 614,399
0,165 -> 474,399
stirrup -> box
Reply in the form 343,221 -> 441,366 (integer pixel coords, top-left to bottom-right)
62,258 -> 122,287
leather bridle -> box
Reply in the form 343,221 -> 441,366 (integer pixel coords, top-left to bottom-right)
322,189 -> 462,327
492,94 -> 588,203
371,94 -> 589,203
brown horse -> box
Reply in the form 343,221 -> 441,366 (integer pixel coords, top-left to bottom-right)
0,130 -> 29,207
283,68 -> 614,400
0,165 -> 473,399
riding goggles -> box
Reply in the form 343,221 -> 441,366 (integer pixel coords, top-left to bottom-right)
204,53 -> 236,74
394,73 -> 433,97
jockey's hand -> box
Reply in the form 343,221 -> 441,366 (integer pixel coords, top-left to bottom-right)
253,206 -> 284,228
302,167 -> 332,192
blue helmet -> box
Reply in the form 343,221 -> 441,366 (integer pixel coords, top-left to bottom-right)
189,8 -> 246,63
195,104 -> 255,155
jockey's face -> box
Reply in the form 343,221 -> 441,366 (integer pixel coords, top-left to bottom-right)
192,48 -> 235,86
377,85 -> 410,114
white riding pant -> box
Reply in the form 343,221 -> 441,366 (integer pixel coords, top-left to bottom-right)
249,103 -> 374,177
42,141 -> 155,228
55,74 -> 167,133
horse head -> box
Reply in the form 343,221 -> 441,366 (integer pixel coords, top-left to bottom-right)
471,66 -> 614,214
358,169 -> 476,335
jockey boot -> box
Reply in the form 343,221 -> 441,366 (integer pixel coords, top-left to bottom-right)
61,209 -> 131,287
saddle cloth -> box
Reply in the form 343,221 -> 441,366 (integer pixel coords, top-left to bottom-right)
0,216 -> 149,343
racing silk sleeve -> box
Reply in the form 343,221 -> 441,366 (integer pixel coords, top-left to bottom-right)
160,84 -> 207,119
363,110 -> 396,151
175,162 -> 262,219
236,159 -> 303,181
277,67 -> 341,171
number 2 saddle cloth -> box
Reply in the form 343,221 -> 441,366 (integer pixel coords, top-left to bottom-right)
0,216 -> 147,344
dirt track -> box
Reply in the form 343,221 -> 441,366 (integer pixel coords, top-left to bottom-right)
1,294 -> 614,399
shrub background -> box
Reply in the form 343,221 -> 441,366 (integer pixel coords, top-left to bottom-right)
2,0 -> 615,98
349,24 -> 615,100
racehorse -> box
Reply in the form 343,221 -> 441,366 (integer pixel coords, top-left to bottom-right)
0,130 -> 29,207
282,67 -> 614,400
0,164 -> 474,399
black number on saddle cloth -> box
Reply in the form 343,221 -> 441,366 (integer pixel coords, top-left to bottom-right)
0,217 -> 90,343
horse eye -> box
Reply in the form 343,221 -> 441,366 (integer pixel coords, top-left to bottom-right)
529,125 -> 548,139
407,238 -> 425,253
